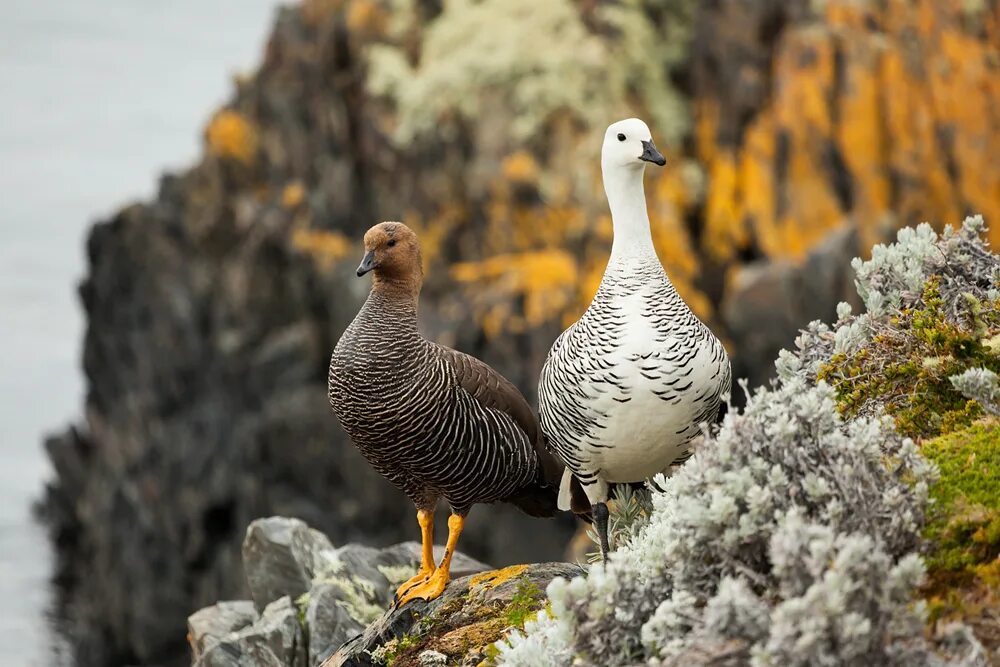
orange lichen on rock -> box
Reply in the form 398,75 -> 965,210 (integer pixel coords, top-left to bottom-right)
693,0 -> 999,263
501,151 -> 540,185
739,112 -> 777,257
770,26 -> 845,260
345,0 -> 387,37
291,228 -> 352,268
648,164 -> 713,321
878,3 -> 962,232
451,249 -> 578,337
830,8 -> 891,249
402,208 -> 458,273
205,110 -> 258,165
702,149 -> 745,262
281,181 -> 307,209
926,5 -> 1000,239
468,565 -> 529,592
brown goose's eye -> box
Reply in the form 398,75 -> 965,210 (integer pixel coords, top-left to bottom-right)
387,239 -> 397,248
617,133 -> 626,142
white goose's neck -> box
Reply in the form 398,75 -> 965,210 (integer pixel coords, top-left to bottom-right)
603,162 -> 655,261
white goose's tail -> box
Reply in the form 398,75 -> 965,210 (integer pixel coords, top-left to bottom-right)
557,468 -> 574,511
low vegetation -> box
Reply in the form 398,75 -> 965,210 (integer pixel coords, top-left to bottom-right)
495,216 -> 998,666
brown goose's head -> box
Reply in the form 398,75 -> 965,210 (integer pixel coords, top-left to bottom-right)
357,221 -> 423,289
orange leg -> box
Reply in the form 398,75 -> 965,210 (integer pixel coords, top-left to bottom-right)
396,514 -> 464,605
394,509 -> 435,600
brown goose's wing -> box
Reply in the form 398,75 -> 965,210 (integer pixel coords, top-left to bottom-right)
436,346 -> 561,484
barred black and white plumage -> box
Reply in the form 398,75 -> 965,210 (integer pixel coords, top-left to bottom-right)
538,119 -> 731,559
327,222 -> 575,603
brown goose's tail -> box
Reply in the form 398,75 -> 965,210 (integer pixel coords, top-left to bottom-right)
506,441 -> 592,521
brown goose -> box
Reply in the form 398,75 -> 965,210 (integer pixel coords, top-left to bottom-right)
328,222 -> 578,604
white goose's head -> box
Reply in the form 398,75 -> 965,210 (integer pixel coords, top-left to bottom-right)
601,118 -> 666,171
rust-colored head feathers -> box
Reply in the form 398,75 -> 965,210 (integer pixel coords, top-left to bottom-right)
357,222 -> 423,291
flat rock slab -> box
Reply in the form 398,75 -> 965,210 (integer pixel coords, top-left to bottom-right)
325,562 -> 583,667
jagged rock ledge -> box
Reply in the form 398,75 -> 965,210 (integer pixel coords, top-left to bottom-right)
189,517 -> 576,667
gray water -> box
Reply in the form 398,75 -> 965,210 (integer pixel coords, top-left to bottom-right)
0,2 -> 278,663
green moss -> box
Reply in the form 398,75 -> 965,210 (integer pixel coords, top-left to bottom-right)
921,420 -> 1000,625
923,421 -> 1000,575
502,582 -> 543,628
818,277 -> 1000,439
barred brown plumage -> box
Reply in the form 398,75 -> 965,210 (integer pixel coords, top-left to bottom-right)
328,221 -> 580,605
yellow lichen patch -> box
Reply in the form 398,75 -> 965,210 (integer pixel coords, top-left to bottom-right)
346,0 -> 387,37
281,181 -> 307,209
739,110 -> 778,256
205,110 -> 258,165
879,50 -> 948,226
451,251 -> 578,336
468,565 -> 529,592
927,7 -> 1000,245
771,25 -> 844,260
702,150 -> 744,262
691,0 -> 998,265
291,228 -> 353,268
406,204 -> 465,272
501,151 -> 540,185
648,164 -> 713,321
832,20 -> 890,250
694,97 -> 720,168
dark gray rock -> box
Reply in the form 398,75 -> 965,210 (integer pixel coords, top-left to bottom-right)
721,226 -> 862,387
188,520 -> 493,667
306,584 -> 366,667
243,517 -> 337,612
196,596 -> 304,667
188,601 -> 259,662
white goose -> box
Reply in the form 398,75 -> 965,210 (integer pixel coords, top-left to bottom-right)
538,118 -> 731,560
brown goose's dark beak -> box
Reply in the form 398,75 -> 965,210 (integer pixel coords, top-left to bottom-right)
640,140 -> 666,166
357,250 -> 377,277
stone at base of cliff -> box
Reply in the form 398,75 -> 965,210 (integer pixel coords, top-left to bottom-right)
193,596 -> 304,667
189,517 -> 492,666
325,562 -> 583,667
188,601 -> 260,659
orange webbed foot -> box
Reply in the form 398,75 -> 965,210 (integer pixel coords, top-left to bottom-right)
394,566 -> 435,602
394,567 -> 450,606
395,514 -> 464,606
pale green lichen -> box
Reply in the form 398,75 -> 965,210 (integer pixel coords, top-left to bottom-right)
378,563 -> 420,587
365,0 -> 694,146
315,558 -> 384,625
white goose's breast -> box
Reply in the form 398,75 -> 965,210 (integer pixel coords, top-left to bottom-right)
584,295 -> 725,481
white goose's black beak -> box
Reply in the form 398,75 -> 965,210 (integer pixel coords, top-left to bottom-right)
640,140 -> 666,166
357,250 -> 377,277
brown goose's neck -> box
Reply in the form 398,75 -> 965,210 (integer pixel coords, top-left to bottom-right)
359,281 -> 421,337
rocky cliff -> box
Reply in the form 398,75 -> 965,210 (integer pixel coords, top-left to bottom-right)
42,0 -> 999,665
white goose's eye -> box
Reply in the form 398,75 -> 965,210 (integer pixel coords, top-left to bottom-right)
617,133 -> 626,142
